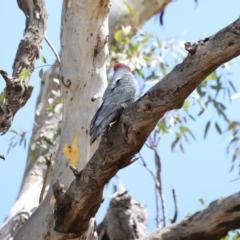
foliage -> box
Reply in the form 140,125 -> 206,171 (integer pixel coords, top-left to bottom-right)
222,231 -> 240,240
108,4 -> 240,227
18,68 -> 30,81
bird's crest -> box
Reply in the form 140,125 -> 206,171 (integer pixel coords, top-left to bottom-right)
113,63 -> 132,72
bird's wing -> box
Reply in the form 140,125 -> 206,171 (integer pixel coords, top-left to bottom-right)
90,74 -> 137,141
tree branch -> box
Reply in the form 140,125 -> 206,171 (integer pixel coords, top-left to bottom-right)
140,191 -> 240,240
0,0 -> 46,134
53,18 -> 240,235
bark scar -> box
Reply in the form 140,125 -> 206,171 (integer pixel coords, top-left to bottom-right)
61,76 -> 71,87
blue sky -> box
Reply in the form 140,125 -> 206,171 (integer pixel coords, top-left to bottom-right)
0,0 -> 240,234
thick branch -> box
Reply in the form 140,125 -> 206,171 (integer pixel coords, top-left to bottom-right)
140,191 -> 240,240
54,18 -> 240,235
0,0 -> 46,134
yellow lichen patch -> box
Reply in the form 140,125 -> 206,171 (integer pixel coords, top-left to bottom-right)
62,133 -> 80,166
50,196 -> 56,207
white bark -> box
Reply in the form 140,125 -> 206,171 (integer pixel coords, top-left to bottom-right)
0,0 -> 170,239
14,0 -> 110,239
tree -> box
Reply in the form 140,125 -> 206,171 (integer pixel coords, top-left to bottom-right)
1,0 -> 240,239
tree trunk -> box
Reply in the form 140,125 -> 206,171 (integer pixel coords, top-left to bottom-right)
13,0 -> 110,238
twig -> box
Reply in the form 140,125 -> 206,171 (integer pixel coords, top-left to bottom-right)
139,152 -> 161,228
44,35 -> 61,64
145,136 -> 167,227
0,155 -> 5,160
153,146 -> 167,227
69,165 -> 81,177
39,154 -> 53,204
52,179 -> 65,201
170,186 -> 178,224
34,64 -> 59,69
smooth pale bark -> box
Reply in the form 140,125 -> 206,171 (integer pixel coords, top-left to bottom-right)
0,66 -> 59,240
14,0 -> 110,239
50,17 -> 240,238
0,0 -> 170,239
0,0 -> 47,238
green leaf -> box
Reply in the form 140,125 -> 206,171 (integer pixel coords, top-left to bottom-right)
24,138 -> 27,149
124,1 -> 134,16
215,122 -> 222,134
228,80 -> 237,93
183,100 -> 189,111
0,91 -> 5,105
206,71 -> 217,81
42,136 -> 54,146
158,121 -> 168,134
171,137 -> 180,151
114,30 -> 123,42
220,235 -> 229,240
188,114 -> 196,121
9,130 -> 18,135
198,198 -> 205,206
232,231 -> 240,240
228,121 -> 238,131
19,134 -> 25,146
160,62 -> 167,76
19,68 -> 30,81
204,121 -> 211,139
232,153 -> 237,163
39,68 -> 43,79
40,55 -> 47,64
179,126 -> 190,133
179,144 -> 184,153
232,234 -> 239,240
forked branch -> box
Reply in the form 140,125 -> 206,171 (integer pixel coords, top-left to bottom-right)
53,18 -> 240,237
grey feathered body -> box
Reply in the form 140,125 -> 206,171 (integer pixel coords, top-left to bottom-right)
90,66 -> 138,144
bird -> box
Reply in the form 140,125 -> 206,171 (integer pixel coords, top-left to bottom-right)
97,191 -> 148,240
90,63 -> 138,144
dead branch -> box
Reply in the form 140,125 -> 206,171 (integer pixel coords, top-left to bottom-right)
53,18 -> 240,237
169,186 -> 178,224
139,152 -> 161,228
152,144 -> 166,227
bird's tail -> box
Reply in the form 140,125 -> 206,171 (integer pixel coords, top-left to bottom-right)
90,112 -> 117,144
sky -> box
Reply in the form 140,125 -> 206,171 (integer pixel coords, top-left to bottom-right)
0,0 -> 240,235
